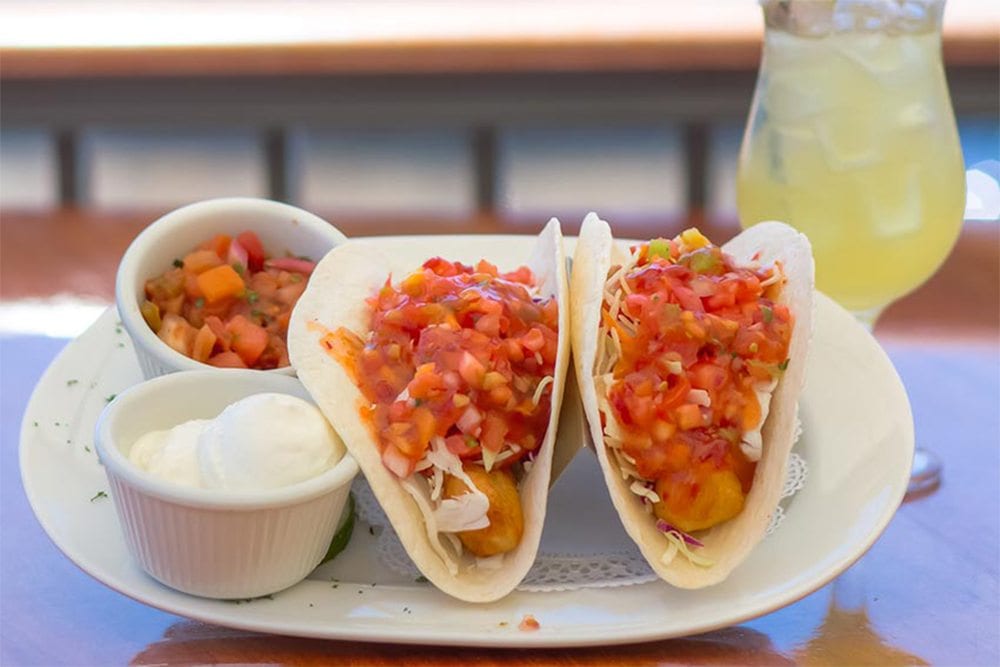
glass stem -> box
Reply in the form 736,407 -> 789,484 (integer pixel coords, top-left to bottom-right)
852,305 -> 887,332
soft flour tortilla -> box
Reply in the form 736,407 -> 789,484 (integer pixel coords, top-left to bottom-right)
289,220 -> 571,602
571,213 -> 814,588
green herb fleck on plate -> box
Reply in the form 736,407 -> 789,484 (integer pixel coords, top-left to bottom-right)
90,491 -> 108,502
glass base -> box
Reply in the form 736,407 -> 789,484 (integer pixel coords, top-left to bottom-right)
906,447 -> 942,499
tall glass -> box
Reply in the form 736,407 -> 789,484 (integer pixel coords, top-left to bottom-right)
737,0 -> 965,491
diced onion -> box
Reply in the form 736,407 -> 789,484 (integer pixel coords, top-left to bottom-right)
457,405 -> 482,434
686,388 -> 711,407
663,359 -> 683,375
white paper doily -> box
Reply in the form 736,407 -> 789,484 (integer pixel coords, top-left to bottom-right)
353,451 -> 807,592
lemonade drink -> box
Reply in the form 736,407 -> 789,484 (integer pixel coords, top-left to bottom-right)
737,9 -> 965,318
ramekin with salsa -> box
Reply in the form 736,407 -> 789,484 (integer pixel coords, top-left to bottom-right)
142,230 -> 315,370
115,198 -> 347,379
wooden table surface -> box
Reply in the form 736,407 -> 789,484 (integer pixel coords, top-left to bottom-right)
1,208 -> 997,665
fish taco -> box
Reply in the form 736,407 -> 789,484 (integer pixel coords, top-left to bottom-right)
290,221 -> 571,602
571,214 -> 813,588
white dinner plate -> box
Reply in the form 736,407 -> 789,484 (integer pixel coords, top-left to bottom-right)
19,235 -> 913,647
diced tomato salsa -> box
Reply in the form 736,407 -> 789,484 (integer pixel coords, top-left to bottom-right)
603,229 -> 792,533
141,231 -> 316,370
324,258 -> 558,480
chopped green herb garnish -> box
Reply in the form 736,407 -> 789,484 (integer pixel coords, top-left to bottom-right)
465,435 -> 478,449
33,421 -> 38,427
172,258 -> 184,268
245,290 -> 259,304
117,342 -> 125,348
414,575 -> 429,583
105,394 -> 117,403
290,273 -> 303,283
413,398 -> 424,407
233,263 -> 245,275
761,305 -> 774,324
748,343 -> 759,355
90,491 -> 108,502
115,326 -> 122,334
778,358 -> 790,371
66,379 -> 78,387
194,297 -> 205,308
84,446 -> 91,453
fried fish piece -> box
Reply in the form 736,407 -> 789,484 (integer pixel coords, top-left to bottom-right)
444,465 -> 524,557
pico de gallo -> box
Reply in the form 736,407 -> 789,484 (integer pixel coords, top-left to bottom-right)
323,257 -> 559,560
595,228 -> 793,565
141,230 -> 316,370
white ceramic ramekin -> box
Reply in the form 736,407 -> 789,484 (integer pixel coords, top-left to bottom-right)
116,197 -> 347,379
95,370 -> 359,599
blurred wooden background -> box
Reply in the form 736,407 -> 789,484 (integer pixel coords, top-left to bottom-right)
2,1 -> 996,216
1,1 -> 997,338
